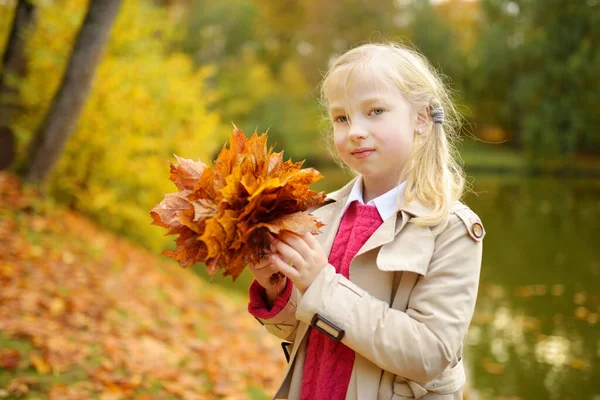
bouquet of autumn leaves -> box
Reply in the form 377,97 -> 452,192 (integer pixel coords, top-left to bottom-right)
150,128 -> 326,281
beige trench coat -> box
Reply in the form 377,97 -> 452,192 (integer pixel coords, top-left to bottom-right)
254,178 -> 485,400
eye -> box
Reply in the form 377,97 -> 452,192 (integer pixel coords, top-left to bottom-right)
333,115 -> 348,123
370,108 -> 384,116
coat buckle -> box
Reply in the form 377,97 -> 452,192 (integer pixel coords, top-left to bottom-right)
310,314 -> 345,342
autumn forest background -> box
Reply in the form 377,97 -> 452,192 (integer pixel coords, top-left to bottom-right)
0,0 -> 599,399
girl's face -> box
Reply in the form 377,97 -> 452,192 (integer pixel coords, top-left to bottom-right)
326,65 -> 422,195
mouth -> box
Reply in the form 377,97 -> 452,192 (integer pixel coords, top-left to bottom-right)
351,147 -> 375,154
351,148 -> 375,155
350,148 -> 375,159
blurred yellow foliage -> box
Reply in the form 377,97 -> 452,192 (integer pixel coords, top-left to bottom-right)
6,0 -> 222,250
216,52 -> 278,118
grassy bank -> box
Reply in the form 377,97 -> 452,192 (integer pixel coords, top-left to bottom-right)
0,173 -> 286,399
460,142 -> 600,176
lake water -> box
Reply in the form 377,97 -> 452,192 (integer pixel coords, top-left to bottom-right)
192,173 -> 600,399
461,175 -> 600,399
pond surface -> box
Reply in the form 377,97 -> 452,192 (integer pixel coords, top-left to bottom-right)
192,173 -> 600,399
461,175 -> 600,400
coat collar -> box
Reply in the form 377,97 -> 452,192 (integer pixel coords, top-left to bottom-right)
325,176 -> 434,219
310,176 -> 435,265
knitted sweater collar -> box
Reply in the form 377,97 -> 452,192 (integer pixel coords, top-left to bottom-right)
340,176 -> 406,221
325,177 -> 434,218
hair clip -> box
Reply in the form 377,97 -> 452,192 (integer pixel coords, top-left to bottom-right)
430,107 -> 444,124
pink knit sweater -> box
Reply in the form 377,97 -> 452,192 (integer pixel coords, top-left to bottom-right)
248,201 -> 383,399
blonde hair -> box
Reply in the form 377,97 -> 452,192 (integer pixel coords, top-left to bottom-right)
319,41 -> 466,227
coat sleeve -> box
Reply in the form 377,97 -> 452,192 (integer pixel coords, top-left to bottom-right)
248,279 -> 301,342
295,211 -> 484,383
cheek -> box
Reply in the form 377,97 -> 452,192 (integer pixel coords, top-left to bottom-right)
405,131 -> 415,149
333,132 -> 346,153
387,128 -> 414,158
402,136 -> 415,158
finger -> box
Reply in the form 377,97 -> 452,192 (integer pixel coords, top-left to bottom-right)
253,259 -> 274,271
248,257 -> 268,270
270,254 -> 299,280
248,264 -> 264,279
279,231 -> 312,257
271,240 -> 304,268
306,232 -> 324,252
248,263 -> 270,277
302,232 -> 322,252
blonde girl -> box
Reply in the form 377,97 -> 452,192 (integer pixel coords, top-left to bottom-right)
247,42 -> 485,400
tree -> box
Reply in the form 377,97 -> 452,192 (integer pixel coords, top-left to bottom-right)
0,0 -> 38,170
0,0 -> 38,122
471,0 -> 600,156
20,0 -> 122,184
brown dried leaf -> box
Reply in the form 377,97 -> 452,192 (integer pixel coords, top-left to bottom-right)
170,156 -> 206,191
191,199 -> 218,222
255,212 -> 325,236
150,191 -> 192,234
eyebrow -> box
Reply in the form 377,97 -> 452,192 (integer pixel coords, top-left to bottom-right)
329,97 -> 390,114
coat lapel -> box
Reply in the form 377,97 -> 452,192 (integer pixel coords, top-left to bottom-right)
308,175 -> 357,256
353,211 -> 407,259
353,186 -> 432,259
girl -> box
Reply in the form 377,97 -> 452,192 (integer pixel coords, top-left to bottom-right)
247,42 -> 485,400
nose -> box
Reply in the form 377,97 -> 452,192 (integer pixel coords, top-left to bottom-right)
348,120 -> 369,141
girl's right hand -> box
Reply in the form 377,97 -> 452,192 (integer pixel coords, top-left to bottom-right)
248,256 -> 288,306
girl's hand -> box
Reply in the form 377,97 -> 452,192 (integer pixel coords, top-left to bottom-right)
269,232 -> 328,293
248,256 -> 288,306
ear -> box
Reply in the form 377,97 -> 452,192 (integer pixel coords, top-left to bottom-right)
414,105 -> 429,133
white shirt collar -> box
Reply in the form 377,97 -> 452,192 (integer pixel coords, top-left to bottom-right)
340,177 -> 406,221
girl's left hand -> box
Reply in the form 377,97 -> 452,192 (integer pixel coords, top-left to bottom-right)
268,232 -> 328,293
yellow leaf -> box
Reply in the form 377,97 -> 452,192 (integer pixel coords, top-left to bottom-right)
30,353 -> 51,375
49,298 -> 66,317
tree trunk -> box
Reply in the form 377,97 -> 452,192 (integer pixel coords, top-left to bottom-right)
21,0 -> 122,184
0,126 -> 16,170
0,0 -> 38,110
0,0 -> 38,168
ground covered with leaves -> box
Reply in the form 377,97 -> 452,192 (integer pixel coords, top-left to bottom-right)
0,173 -> 286,399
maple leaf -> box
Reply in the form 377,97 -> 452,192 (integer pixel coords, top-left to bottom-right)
170,155 -> 206,191
150,128 -> 326,281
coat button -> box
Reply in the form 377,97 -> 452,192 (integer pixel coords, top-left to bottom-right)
472,222 -> 483,238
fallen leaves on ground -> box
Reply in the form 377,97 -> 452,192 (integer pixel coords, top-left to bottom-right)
151,128 -> 326,281
0,172 -> 286,399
